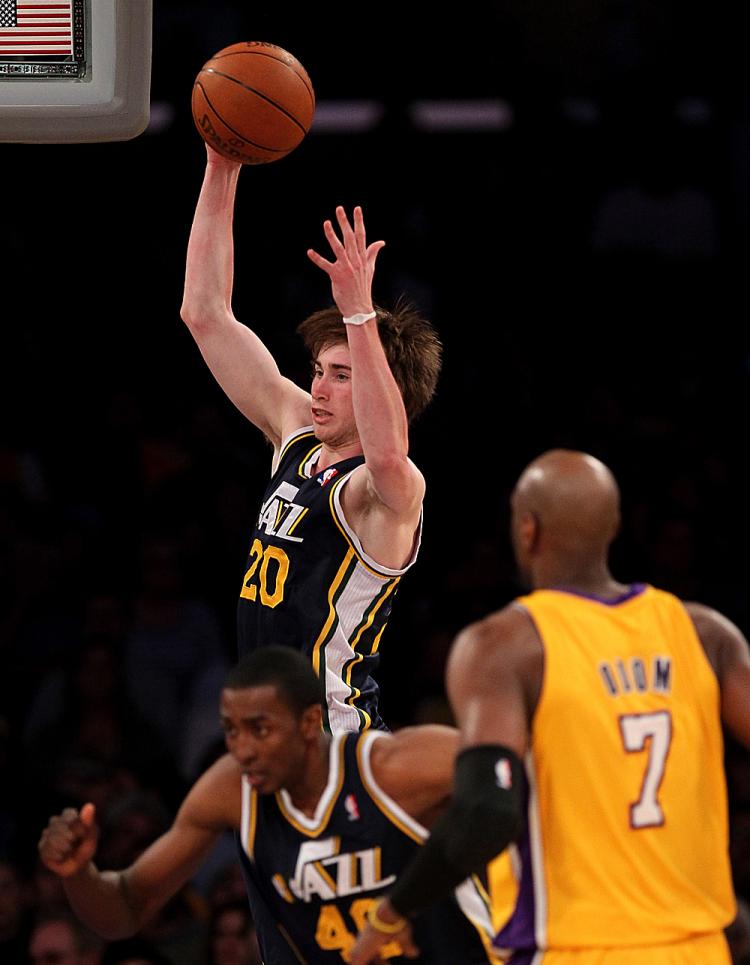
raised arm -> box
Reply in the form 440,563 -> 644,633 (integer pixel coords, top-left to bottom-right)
686,601 -> 750,746
180,147 -> 310,450
38,755 -> 239,939
307,207 -> 425,520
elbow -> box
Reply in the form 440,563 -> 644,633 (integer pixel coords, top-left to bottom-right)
179,296 -> 207,333
367,449 -> 411,481
180,295 -> 229,337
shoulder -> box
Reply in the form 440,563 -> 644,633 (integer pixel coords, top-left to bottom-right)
367,725 -> 458,774
366,726 -> 459,821
683,601 -> 750,677
449,603 -> 542,679
447,603 -> 544,724
178,753 -> 243,831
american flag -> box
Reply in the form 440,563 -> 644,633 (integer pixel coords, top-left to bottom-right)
0,0 -> 72,55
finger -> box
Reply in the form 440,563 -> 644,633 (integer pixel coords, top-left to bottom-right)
366,240 -> 386,270
335,206 -> 356,244
39,829 -> 75,863
353,206 -> 367,250
323,219 -> 346,257
306,248 -> 335,271
80,802 -> 96,828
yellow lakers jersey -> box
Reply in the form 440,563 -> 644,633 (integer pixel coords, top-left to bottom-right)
495,584 -> 735,952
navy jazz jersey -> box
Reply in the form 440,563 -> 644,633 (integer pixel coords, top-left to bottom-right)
237,731 -> 499,964
238,427 -> 421,734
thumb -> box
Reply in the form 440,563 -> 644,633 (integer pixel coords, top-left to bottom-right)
79,803 -> 97,829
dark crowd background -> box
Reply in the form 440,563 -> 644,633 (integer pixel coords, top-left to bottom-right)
2,1 -> 750,962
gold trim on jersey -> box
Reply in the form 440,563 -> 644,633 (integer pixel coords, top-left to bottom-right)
245,783 -> 259,860
286,506 -> 309,536
298,442 -> 323,479
275,740 -> 346,838
342,580 -> 400,727
272,873 -> 295,904
311,859 -> 338,894
311,547 -> 357,676
328,475 -> 405,581
349,578 -> 399,654
277,428 -> 317,466
356,734 -> 425,845
370,623 -> 386,656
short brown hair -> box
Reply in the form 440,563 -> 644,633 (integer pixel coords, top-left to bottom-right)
297,297 -> 441,421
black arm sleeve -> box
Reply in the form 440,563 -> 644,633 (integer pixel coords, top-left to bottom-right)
388,744 -> 525,918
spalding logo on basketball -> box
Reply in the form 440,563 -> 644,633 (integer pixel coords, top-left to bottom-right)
191,41 -> 315,165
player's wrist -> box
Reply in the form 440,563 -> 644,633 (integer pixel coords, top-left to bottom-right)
342,310 -> 377,326
366,898 -> 407,933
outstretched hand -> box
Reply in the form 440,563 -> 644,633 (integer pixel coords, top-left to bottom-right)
307,206 -> 385,319
38,803 -> 99,878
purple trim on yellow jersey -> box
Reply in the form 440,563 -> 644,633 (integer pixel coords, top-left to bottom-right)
542,583 -> 648,607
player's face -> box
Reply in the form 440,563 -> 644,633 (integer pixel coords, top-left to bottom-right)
310,342 -> 358,448
220,685 -> 311,795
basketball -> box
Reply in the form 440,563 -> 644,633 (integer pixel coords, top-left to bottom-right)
191,41 -> 315,165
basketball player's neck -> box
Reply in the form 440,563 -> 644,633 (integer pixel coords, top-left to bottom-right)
285,736 -> 332,818
534,557 -> 628,600
316,438 -> 363,472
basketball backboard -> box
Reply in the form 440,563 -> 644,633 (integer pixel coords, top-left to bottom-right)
0,0 -> 151,142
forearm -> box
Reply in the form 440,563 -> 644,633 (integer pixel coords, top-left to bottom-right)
347,320 -> 410,471
181,158 -> 241,331
62,864 -> 142,940
388,746 -> 524,918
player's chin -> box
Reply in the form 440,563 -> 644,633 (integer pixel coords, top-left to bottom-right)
245,772 -> 275,794
312,421 -> 338,444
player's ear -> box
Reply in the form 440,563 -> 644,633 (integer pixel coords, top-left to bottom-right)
519,510 -> 539,552
300,704 -> 323,739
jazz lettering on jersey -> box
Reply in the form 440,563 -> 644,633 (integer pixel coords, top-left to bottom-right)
598,655 -> 672,698
257,481 -> 308,543
271,839 -> 395,904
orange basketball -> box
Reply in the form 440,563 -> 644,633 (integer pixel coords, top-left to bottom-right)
191,41 -> 315,164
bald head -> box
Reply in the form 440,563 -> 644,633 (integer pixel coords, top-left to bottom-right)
511,450 -> 621,586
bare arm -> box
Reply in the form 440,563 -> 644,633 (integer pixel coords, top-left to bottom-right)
308,207 -> 425,527
38,755 -> 240,939
447,604 -> 541,755
686,602 -> 750,746
368,725 -> 459,826
180,147 -> 310,450
350,606 -> 539,964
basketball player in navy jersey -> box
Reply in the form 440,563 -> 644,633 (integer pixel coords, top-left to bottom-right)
38,647 -> 499,965
181,148 -> 441,735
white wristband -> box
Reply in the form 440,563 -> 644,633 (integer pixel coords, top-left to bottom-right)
342,311 -> 377,326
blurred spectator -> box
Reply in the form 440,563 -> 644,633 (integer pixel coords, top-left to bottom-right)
590,112 -> 719,261
206,900 -> 261,965
0,858 -> 34,962
123,533 -> 229,781
205,864 -> 247,908
95,792 -> 208,965
21,613 -> 183,834
727,897 -> 750,965
28,905 -> 102,965
100,936 -> 175,965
